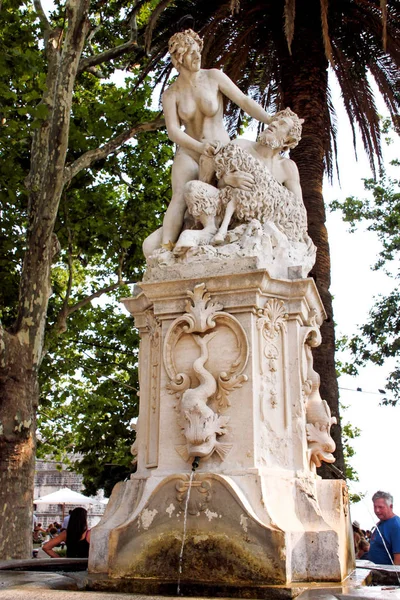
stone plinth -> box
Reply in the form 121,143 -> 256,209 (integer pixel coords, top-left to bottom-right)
89,266 -> 354,589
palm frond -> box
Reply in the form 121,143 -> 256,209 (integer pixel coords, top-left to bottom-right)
331,42 -> 382,178
138,0 -> 400,180
381,0 -> 387,50
320,0 -> 334,66
284,0 -> 296,55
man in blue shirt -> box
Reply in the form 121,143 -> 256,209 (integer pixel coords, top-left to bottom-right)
363,491 -> 400,565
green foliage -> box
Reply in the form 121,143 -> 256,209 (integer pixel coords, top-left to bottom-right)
34,108 -> 172,493
0,1 -> 45,323
330,169 -> 400,270
331,158 -> 400,405
1,0 -> 173,494
38,293 -> 140,496
341,421 -> 361,483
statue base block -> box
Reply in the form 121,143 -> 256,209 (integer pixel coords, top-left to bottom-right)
90,472 -> 352,586
89,265 -> 354,588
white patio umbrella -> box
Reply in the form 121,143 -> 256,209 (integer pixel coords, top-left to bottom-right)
34,487 -> 93,519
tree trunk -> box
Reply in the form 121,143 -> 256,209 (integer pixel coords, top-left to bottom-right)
278,1 -> 345,476
0,0 -> 91,559
0,333 -> 37,559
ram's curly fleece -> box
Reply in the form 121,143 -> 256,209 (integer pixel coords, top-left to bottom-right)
213,143 -> 308,243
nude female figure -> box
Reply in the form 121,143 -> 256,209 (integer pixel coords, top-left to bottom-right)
142,29 -> 273,258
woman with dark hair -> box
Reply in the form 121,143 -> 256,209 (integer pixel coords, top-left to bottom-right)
42,507 -> 91,558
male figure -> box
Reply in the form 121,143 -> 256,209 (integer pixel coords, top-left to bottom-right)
363,491 -> 400,565
174,108 -> 308,254
212,108 -> 305,243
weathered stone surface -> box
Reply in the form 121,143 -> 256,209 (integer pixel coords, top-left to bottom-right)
90,265 -> 353,587
107,474 -> 285,583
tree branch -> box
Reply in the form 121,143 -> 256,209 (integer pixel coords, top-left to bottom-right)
78,362 -> 139,392
86,23 -> 103,53
66,283 -> 120,320
55,251 -> 133,333
32,0 -> 51,33
77,39 -> 138,74
124,0 -> 149,44
85,65 -> 105,78
0,321 -> 5,370
144,0 -> 174,54
55,201 -> 74,334
63,115 -> 165,185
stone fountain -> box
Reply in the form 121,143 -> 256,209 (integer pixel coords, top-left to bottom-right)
88,29 -> 354,597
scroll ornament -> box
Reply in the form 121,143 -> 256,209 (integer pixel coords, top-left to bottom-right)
302,310 -> 337,468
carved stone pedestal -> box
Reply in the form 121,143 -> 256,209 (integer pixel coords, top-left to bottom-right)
89,266 -> 354,591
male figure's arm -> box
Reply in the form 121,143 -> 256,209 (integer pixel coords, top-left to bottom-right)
282,158 -> 303,201
216,139 -> 255,190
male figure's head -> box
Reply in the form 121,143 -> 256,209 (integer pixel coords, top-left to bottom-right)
258,107 -> 304,152
372,490 -> 395,521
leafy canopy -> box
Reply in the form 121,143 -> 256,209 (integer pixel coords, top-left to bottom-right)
331,155 -> 400,404
1,0 -> 173,493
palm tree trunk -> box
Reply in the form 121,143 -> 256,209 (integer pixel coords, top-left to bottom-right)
277,3 -> 345,476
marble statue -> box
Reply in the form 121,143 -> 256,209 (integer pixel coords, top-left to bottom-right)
142,29 -> 273,258
173,108 -> 310,253
145,106 -> 316,280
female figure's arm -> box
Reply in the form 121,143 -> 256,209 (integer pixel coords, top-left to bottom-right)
212,69 -> 272,126
42,530 -> 67,558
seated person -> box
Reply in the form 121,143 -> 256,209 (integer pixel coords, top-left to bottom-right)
33,523 -> 46,543
42,507 -> 91,558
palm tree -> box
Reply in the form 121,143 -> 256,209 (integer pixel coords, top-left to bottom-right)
143,0 -> 400,475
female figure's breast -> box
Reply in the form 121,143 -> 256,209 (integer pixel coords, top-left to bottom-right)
177,71 -> 222,124
178,91 -> 221,123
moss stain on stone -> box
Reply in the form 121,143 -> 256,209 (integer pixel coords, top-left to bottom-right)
123,530 -> 285,584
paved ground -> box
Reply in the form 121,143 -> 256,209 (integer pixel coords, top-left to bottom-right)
0,559 -> 400,599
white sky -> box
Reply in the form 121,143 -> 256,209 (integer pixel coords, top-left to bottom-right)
324,74 -> 399,530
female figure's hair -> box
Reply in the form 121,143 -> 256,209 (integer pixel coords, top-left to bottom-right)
66,507 -> 88,548
168,29 -> 203,69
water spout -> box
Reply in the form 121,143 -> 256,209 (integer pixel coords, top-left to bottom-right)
191,456 -> 200,471
177,470 -> 194,595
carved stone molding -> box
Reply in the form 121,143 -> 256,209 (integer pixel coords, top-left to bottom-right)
175,475 -> 212,515
257,299 -> 288,417
132,307 -> 162,469
145,309 -> 161,414
342,482 -> 349,517
163,283 -> 249,462
301,309 -> 337,469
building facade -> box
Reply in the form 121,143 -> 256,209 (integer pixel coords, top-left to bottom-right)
34,459 -> 106,528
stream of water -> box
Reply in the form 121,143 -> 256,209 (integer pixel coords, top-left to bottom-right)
177,470 -> 194,595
